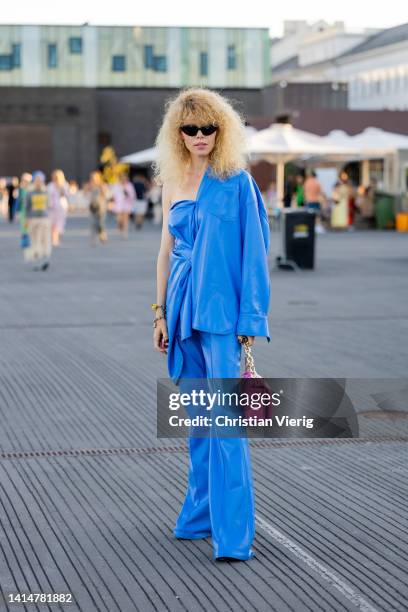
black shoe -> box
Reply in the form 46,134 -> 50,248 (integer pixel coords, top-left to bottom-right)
41,261 -> 50,271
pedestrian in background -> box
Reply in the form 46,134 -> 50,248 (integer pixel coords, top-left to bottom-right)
67,180 -> 80,213
347,181 -> 357,231
304,170 -> 322,212
264,180 -> 278,215
48,169 -> 69,246
7,176 -> 19,223
0,178 -> 8,218
356,183 -> 376,229
295,172 -> 305,207
84,171 -> 109,246
147,179 -> 163,225
112,173 -> 136,240
283,173 -> 296,207
304,170 -> 325,233
25,171 -> 52,271
132,172 -> 149,229
16,172 -> 32,259
331,171 -> 351,230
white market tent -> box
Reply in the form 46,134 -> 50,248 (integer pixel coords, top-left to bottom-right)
121,147 -> 157,165
120,126 -> 257,166
350,127 -> 408,155
246,123 -> 358,204
120,125 -> 408,203
321,128 -> 408,189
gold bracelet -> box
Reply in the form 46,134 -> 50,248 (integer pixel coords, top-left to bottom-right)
151,303 -> 166,312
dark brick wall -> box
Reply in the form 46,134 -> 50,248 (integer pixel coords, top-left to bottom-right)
0,88 -> 97,182
262,82 -> 348,119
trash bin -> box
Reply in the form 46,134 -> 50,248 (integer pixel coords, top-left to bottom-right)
374,192 -> 395,229
276,209 -> 316,270
396,212 -> 408,232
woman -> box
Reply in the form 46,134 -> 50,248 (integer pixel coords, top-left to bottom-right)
48,169 -> 69,246
84,171 -> 109,246
152,88 -> 270,561
132,172 -> 149,229
16,172 -> 32,259
331,171 -> 351,230
112,173 -> 136,239
147,179 -> 163,225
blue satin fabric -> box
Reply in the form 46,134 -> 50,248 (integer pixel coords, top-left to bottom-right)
173,329 -> 255,560
166,165 -> 269,559
166,165 -> 271,386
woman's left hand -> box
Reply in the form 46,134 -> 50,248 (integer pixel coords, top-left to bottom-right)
237,335 -> 255,347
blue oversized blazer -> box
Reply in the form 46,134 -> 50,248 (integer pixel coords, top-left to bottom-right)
166,164 -> 271,383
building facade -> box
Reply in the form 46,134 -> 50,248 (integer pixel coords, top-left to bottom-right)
270,21 -> 408,111
0,24 -> 270,89
0,24 -> 276,180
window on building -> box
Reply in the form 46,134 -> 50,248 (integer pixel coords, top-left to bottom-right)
227,45 -> 236,70
48,44 -> 58,69
0,55 -> 12,71
153,55 -> 167,72
11,44 -> 21,68
144,45 -> 154,69
199,52 -> 208,76
69,37 -> 83,54
112,55 -> 126,72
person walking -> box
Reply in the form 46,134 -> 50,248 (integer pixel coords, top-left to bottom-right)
0,178 -> 8,218
7,176 -> 19,222
152,87 -> 270,561
84,171 -> 109,246
16,172 -> 32,259
304,170 -> 325,233
147,179 -> 163,225
48,169 -> 69,246
25,171 -> 52,271
295,172 -> 305,207
331,171 -> 351,230
283,173 -> 296,208
132,172 -> 149,229
112,173 -> 136,239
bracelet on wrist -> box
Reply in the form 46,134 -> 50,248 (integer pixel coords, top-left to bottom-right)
153,314 -> 166,328
151,302 -> 166,313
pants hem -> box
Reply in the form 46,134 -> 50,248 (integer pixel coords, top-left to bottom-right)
213,549 -> 255,561
174,529 -> 212,540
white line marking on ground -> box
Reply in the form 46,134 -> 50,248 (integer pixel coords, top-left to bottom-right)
256,515 -> 379,612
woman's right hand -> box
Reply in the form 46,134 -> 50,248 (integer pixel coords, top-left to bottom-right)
153,318 -> 169,354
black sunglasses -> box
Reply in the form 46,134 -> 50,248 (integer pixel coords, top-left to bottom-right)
180,124 -> 219,137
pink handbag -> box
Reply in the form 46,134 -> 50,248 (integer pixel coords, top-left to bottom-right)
239,337 -> 271,421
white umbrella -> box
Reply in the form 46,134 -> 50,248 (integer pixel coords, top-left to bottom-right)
322,128 -> 408,186
350,127 -> 408,155
121,127 -> 257,166
120,147 -> 157,165
247,123 -> 356,205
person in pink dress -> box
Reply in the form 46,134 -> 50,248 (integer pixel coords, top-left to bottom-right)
112,173 -> 136,240
47,169 -> 69,246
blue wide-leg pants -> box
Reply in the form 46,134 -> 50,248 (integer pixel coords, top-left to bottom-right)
173,328 -> 255,560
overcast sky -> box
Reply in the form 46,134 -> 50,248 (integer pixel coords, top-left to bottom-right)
0,1 -> 406,37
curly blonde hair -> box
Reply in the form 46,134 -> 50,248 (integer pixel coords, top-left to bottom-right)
152,87 -> 248,186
